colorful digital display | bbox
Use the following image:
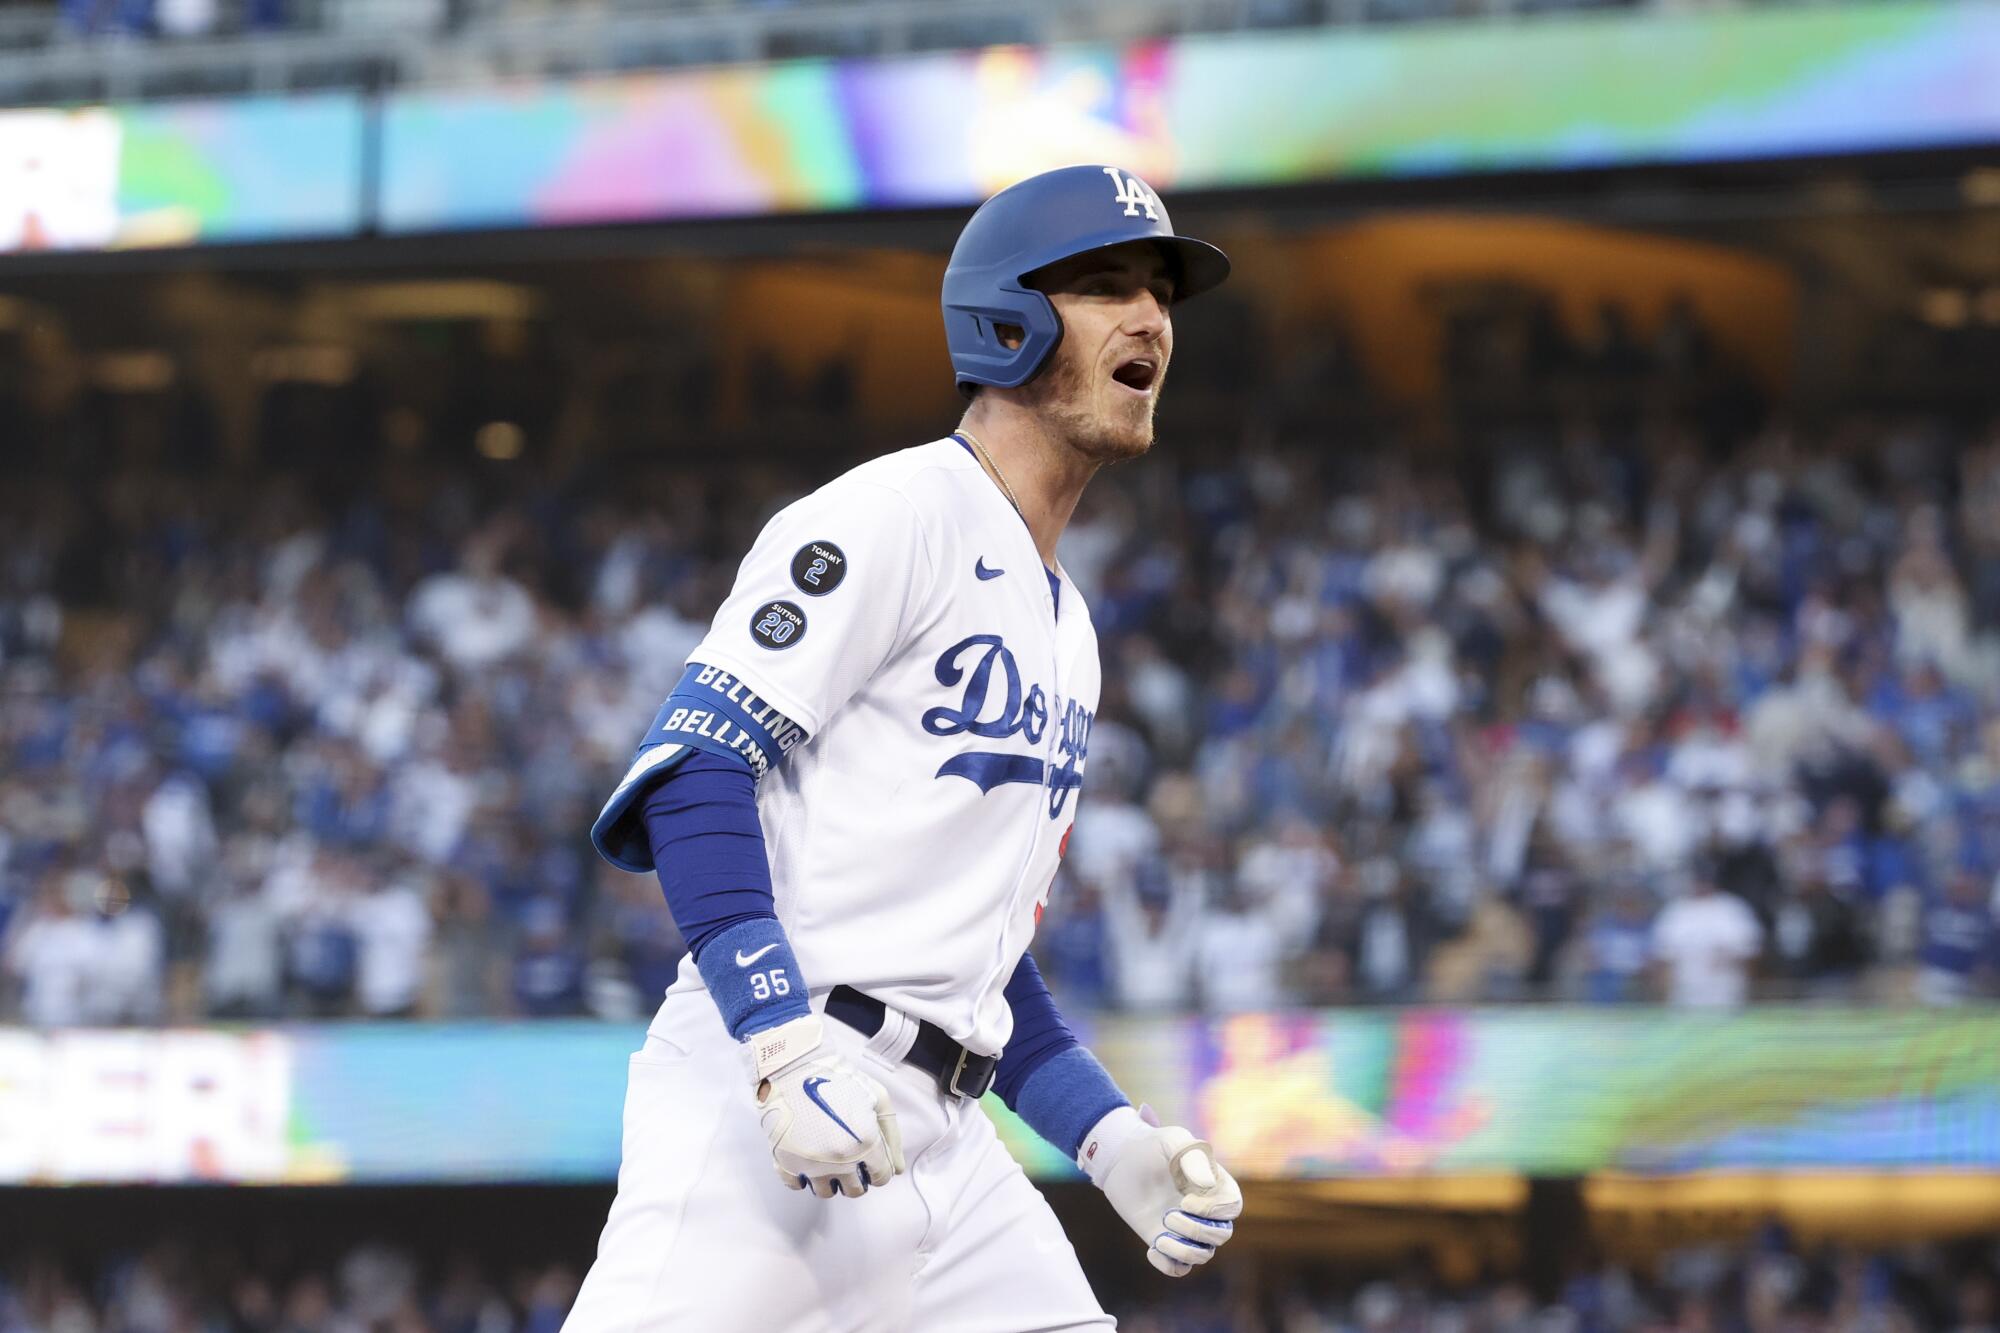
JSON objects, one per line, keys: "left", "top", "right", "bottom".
{"left": 0, "top": 94, "right": 365, "bottom": 253}
{"left": 5, "top": 2, "right": 1993, "bottom": 253}
{"left": 3, "top": 1009, "right": 1995, "bottom": 1184}
{"left": 377, "top": 1, "right": 2000, "bottom": 233}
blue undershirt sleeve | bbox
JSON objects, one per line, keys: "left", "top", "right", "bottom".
{"left": 991, "top": 952, "right": 1130, "bottom": 1158}
{"left": 640, "top": 750, "right": 808, "bottom": 1038}
{"left": 640, "top": 751, "right": 777, "bottom": 956}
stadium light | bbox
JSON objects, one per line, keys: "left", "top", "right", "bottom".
{"left": 476, "top": 420, "right": 525, "bottom": 460}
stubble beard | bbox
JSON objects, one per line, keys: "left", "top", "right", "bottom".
{"left": 1023, "top": 343, "right": 1160, "bottom": 466}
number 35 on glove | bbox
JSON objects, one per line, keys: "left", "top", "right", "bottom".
{"left": 1081, "top": 1105, "right": 1242, "bottom": 1276}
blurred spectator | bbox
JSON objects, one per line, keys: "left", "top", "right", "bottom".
{"left": 1347, "top": 858, "right": 1435, "bottom": 1004}
{"left": 1196, "top": 863, "right": 1289, "bottom": 1013}
{"left": 1037, "top": 881, "right": 1110, "bottom": 1009}
{"left": 5, "top": 877, "right": 99, "bottom": 1027}
{"left": 60, "top": 0, "right": 153, "bottom": 37}
{"left": 156, "top": 0, "right": 217, "bottom": 37}
{"left": 1101, "top": 861, "right": 1200, "bottom": 1012}
{"left": 511, "top": 900, "right": 585, "bottom": 1017}
{"left": 349, "top": 866, "right": 433, "bottom": 1019}
{"left": 594, "top": 866, "right": 685, "bottom": 1013}
{"left": 1651, "top": 871, "right": 1763, "bottom": 1009}
{"left": 429, "top": 869, "right": 503, "bottom": 1018}
{"left": 4, "top": 870, "right": 163, "bottom": 1026}
{"left": 406, "top": 537, "right": 537, "bottom": 671}
{"left": 1427, "top": 893, "right": 1531, "bottom": 1002}
{"left": 204, "top": 875, "right": 283, "bottom": 1018}
{"left": 1577, "top": 882, "right": 1655, "bottom": 1004}
{"left": 1772, "top": 863, "right": 1871, "bottom": 1000}
{"left": 1914, "top": 870, "right": 1997, "bottom": 1005}
{"left": 1512, "top": 823, "right": 1584, "bottom": 993}
{"left": 287, "top": 883, "right": 359, "bottom": 1019}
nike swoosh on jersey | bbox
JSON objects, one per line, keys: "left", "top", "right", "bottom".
{"left": 802, "top": 1076, "right": 863, "bottom": 1141}
{"left": 975, "top": 558, "right": 1004, "bottom": 580}
{"left": 736, "top": 943, "right": 780, "bottom": 967}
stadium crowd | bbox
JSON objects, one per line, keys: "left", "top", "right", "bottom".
{"left": 1113, "top": 1230, "right": 2000, "bottom": 1331}
{"left": 2, "top": 326, "right": 1999, "bottom": 1024}
{"left": 6, "top": 1226, "right": 1998, "bottom": 1332}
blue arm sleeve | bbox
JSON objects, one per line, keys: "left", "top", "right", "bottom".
{"left": 640, "top": 751, "right": 777, "bottom": 957}
{"left": 991, "top": 952, "right": 1130, "bottom": 1158}
{"left": 639, "top": 750, "right": 808, "bottom": 1038}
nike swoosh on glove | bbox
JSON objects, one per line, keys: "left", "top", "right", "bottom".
{"left": 747, "top": 1014, "right": 905, "bottom": 1199}
{"left": 1081, "top": 1104, "right": 1242, "bottom": 1276}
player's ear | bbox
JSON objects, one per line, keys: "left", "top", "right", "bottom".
{"left": 995, "top": 323, "right": 1024, "bottom": 351}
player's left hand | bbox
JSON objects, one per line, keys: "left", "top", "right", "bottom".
{"left": 1079, "top": 1104, "right": 1241, "bottom": 1277}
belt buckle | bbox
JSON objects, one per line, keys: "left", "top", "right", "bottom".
{"left": 946, "top": 1046, "right": 993, "bottom": 1100}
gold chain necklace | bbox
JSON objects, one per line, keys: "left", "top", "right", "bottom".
{"left": 958, "top": 428, "right": 1026, "bottom": 520}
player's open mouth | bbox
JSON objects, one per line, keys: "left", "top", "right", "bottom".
{"left": 1111, "top": 357, "right": 1158, "bottom": 395}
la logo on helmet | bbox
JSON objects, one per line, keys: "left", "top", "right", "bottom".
{"left": 1102, "top": 166, "right": 1161, "bottom": 221}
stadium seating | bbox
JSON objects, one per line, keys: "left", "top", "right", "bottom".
{"left": 4, "top": 314, "right": 1995, "bottom": 1024}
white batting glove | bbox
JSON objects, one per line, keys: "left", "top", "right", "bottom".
{"left": 746, "top": 1014, "right": 905, "bottom": 1199}
{"left": 1081, "top": 1104, "right": 1242, "bottom": 1276}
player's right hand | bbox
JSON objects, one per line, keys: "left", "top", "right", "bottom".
{"left": 745, "top": 1014, "right": 905, "bottom": 1199}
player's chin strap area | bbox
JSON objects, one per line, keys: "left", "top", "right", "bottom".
{"left": 824, "top": 985, "right": 999, "bottom": 1100}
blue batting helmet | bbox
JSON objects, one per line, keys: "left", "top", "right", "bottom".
{"left": 942, "top": 164, "right": 1230, "bottom": 394}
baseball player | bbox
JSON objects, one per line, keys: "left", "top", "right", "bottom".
{"left": 565, "top": 164, "right": 1242, "bottom": 1332}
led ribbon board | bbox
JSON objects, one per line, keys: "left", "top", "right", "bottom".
{"left": 4, "top": 1010, "right": 1994, "bottom": 1183}
{"left": 0, "top": 94, "right": 364, "bottom": 253}
{"left": 377, "top": 1, "right": 2000, "bottom": 233}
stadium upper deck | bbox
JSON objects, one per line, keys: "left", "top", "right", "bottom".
{"left": 0, "top": 0, "right": 1881, "bottom": 108}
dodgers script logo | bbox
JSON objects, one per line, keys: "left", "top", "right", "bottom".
{"left": 922, "top": 634, "right": 1091, "bottom": 819}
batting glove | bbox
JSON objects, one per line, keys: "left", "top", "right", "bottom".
{"left": 1081, "top": 1104, "right": 1241, "bottom": 1276}
{"left": 746, "top": 1014, "right": 905, "bottom": 1199}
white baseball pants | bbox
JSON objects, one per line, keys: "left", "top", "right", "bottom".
{"left": 563, "top": 988, "right": 1114, "bottom": 1333}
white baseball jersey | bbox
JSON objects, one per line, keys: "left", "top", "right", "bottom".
{"left": 612, "top": 436, "right": 1100, "bottom": 1056}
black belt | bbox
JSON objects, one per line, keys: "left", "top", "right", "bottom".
{"left": 824, "top": 985, "right": 998, "bottom": 1101}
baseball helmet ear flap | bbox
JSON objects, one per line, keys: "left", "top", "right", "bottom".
{"left": 941, "top": 276, "right": 1062, "bottom": 395}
